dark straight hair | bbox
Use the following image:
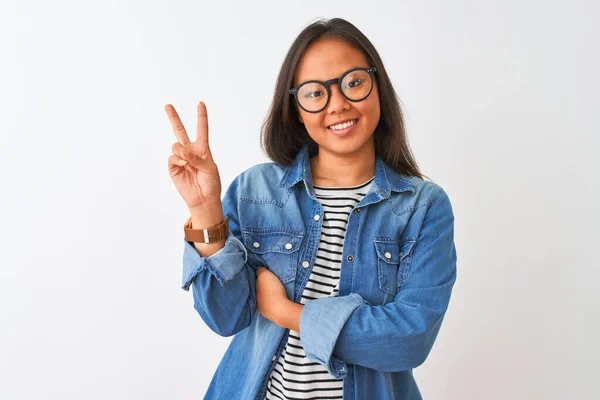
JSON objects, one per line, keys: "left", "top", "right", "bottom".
{"left": 260, "top": 17, "right": 428, "bottom": 181}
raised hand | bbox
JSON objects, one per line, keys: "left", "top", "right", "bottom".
{"left": 166, "top": 102, "right": 222, "bottom": 211}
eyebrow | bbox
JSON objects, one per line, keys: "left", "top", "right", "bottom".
{"left": 295, "top": 65, "right": 370, "bottom": 85}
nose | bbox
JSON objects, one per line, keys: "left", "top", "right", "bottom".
{"left": 326, "top": 83, "right": 350, "bottom": 114}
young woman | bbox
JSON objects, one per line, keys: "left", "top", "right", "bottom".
{"left": 166, "top": 18, "right": 457, "bottom": 400}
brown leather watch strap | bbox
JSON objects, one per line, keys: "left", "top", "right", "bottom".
{"left": 184, "top": 216, "right": 229, "bottom": 244}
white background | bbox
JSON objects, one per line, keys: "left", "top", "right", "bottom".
{"left": 1, "top": 0, "right": 598, "bottom": 399}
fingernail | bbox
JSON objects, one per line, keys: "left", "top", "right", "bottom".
{"left": 178, "top": 160, "right": 187, "bottom": 166}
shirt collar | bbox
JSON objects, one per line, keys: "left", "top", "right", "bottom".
{"left": 278, "top": 144, "right": 414, "bottom": 199}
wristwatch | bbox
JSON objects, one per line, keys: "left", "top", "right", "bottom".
{"left": 184, "top": 216, "right": 229, "bottom": 244}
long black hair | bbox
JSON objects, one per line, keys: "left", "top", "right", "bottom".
{"left": 260, "top": 17, "right": 427, "bottom": 180}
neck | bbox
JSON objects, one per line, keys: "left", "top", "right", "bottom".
{"left": 310, "top": 144, "right": 376, "bottom": 187}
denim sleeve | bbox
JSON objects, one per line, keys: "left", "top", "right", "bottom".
{"left": 181, "top": 232, "right": 248, "bottom": 289}
{"left": 180, "top": 175, "right": 259, "bottom": 337}
{"left": 300, "top": 188, "right": 457, "bottom": 374}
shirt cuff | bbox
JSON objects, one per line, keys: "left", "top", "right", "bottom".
{"left": 181, "top": 231, "right": 248, "bottom": 290}
{"left": 299, "top": 293, "right": 368, "bottom": 379}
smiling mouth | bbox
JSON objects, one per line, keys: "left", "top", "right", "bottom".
{"left": 327, "top": 119, "right": 359, "bottom": 131}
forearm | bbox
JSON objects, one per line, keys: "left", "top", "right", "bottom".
{"left": 276, "top": 300, "right": 303, "bottom": 332}
{"left": 300, "top": 281, "right": 454, "bottom": 373}
{"left": 181, "top": 222, "right": 256, "bottom": 337}
{"left": 190, "top": 262, "right": 256, "bottom": 337}
{"left": 330, "top": 297, "right": 446, "bottom": 371}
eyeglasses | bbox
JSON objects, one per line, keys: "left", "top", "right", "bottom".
{"left": 289, "top": 67, "right": 377, "bottom": 113}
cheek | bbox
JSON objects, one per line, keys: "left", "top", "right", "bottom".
{"left": 363, "top": 91, "right": 381, "bottom": 123}
{"left": 303, "top": 114, "right": 327, "bottom": 131}
{"left": 355, "top": 101, "right": 379, "bottom": 126}
{"left": 372, "top": 102, "right": 381, "bottom": 121}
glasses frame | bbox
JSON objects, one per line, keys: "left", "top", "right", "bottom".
{"left": 289, "top": 67, "right": 377, "bottom": 113}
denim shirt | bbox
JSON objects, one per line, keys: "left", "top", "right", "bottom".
{"left": 181, "top": 144, "right": 457, "bottom": 400}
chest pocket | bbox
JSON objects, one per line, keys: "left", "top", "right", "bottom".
{"left": 242, "top": 229, "right": 303, "bottom": 283}
{"left": 374, "top": 238, "right": 417, "bottom": 296}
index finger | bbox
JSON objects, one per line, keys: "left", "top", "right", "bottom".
{"left": 164, "top": 104, "right": 191, "bottom": 145}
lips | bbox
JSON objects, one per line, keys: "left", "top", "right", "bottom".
{"left": 327, "top": 118, "right": 358, "bottom": 137}
{"left": 327, "top": 118, "right": 359, "bottom": 129}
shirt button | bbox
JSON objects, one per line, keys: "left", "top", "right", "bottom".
{"left": 302, "top": 261, "right": 310, "bottom": 268}
{"left": 272, "top": 355, "right": 277, "bottom": 361}
{"left": 314, "top": 214, "right": 320, "bottom": 221}
{"left": 253, "top": 242, "right": 260, "bottom": 248}
{"left": 400, "top": 251, "right": 404, "bottom": 257}
{"left": 355, "top": 208, "right": 361, "bottom": 213}
{"left": 285, "top": 243, "right": 292, "bottom": 250}
{"left": 347, "top": 255, "right": 354, "bottom": 262}
{"left": 384, "top": 252, "right": 392, "bottom": 259}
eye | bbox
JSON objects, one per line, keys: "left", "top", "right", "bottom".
{"left": 303, "top": 90, "right": 325, "bottom": 99}
{"left": 345, "top": 78, "right": 364, "bottom": 89}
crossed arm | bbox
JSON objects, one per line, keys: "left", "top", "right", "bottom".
{"left": 256, "top": 189, "right": 457, "bottom": 377}
{"left": 184, "top": 178, "right": 456, "bottom": 377}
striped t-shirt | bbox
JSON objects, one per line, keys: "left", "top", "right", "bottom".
{"left": 264, "top": 176, "right": 374, "bottom": 400}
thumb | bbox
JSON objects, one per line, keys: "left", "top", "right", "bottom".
{"left": 181, "top": 147, "right": 213, "bottom": 171}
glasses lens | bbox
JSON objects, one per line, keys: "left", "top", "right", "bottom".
{"left": 297, "top": 82, "right": 328, "bottom": 112}
{"left": 341, "top": 69, "right": 373, "bottom": 101}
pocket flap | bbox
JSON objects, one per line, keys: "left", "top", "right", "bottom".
{"left": 374, "top": 239, "right": 416, "bottom": 264}
{"left": 242, "top": 229, "right": 303, "bottom": 255}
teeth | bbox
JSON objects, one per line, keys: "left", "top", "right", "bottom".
{"left": 329, "top": 119, "right": 357, "bottom": 130}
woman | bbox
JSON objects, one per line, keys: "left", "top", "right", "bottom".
{"left": 166, "top": 18, "right": 457, "bottom": 400}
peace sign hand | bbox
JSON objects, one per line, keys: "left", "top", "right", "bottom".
{"left": 166, "top": 102, "right": 222, "bottom": 212}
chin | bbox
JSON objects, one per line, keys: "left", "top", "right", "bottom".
{"left": 320, "top": 136, "right": 374, "bottom": 156}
